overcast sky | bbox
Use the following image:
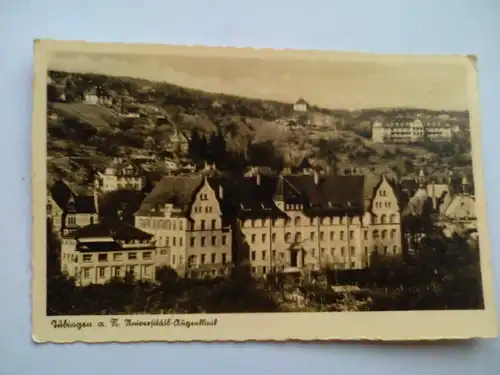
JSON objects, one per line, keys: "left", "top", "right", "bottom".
{"left": 49, "top": 51, "right": 469, "bottom": 111}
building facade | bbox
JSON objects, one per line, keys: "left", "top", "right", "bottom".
{"left": 134, "top": 175, "right": 232, "bottom": 278}
{"left": 60, "top": 220, "right": 156, "bottom": 286}
{"left": 233, "top": 172, "right": 403, "bottom": 277}
{"left": 293, "top": 98, "right": 309, "bottom": 113}
{"left": 372, "top": 118, "right": 457, "bottom": 144}
{"left": 95, "top": 163, "right": 144, "bottom": 192}
{"left": 48, "top": 180, "right": 99, "bottom": 236}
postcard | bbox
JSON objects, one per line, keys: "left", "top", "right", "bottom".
{"left": 32, "top": 40, "right": 497, "bottom": 342}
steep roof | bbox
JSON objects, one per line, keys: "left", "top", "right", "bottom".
{"left": 50, "top": 180, "right": 97, "bottom": 214}
{"left": 295, "top": 98, "right": 309, "bottom": 105}
{"left": 69, "top": 220, "right": 153, "bottom": 242}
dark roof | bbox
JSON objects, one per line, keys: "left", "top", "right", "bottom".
{"left": 68, "top": 220, "right": 153, "bottom": 242}
{"left": 50, "top": 180, "right": 97, "bottom": 214}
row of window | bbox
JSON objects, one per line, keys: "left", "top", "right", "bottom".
{"left": 138, "top": 218, "right": 184, "bottom": 231}
{"left": 193, "top": 206, "right": 214, "bottom": 214}
{"left": 77, "top": 251, "right": 153, "bottom": 263}
{"left": 246, "top": 228, "right": 398, "bottom": 245}
{"left": 79, "top": 264, "right": 153, "bottom": 279}
{"left": 188, "top": 235, "right": 228, "bottom": 248}
{"left": 178, "top": 253, "right": 228, "bottom": 266}
{"left": 243, "top": 214, "right": 399, "bottom": 228}
{"left": 249, "top": 245, "right": 400, "bottom": 262}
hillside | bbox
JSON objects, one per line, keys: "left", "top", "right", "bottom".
{"left": 46, "top": 70, "right": 473, "bottom": 191}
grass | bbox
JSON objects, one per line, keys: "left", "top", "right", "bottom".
{"left": 52, "top": 102, "right": 121, "bottom": 129}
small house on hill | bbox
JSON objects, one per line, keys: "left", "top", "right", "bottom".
{"left": 83, "top": 86, "right": 113, "bottom": 106}
{"left": 293, "top": 98, "right": 309, "bottom": 113}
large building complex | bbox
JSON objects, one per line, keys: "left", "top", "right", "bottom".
{"left": 372, "top": 118, "right": 460, "bottom": 143}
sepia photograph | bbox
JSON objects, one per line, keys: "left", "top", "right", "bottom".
{"left": 32, "top": 41, "right": 497, "bottom": 343}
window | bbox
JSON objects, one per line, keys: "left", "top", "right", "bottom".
{"left": 272, "top": 250, "right": 276, "bottom": 259}
{"left": 251, "top": 234, "right": 256, "bottom": 244}
{"left": 320, "top": 231, "right": 324, "bottom": 241}
{"left": 222, "top": 235, "right": 227, "bottom": 246}
{"left": 67, "top": 216, "right": 76, "bottom": 225}
{"left": 98, "top": 254, "right": 107, "bottom": 262}
{"left": 262, "top": 234, "right": 267, "bottom": 243}
{"left": 166, "top": 237, "right": 170, "bottom": 246}
{"left": 349, "top": 231, "right": 354, "bottom": 240}
{"left": 201, "top": 254, "right": 206, "bottom": 264}
{"left": 350, "top": 246, "right": 355, "bottom": 256}
{"left": 393, "top": 245, "right": 398, "bottom": 253}
{"left": 201, "top": 220, "right": 206, "bottom": 230}
{"left": 380, "top": 214, "right": 387, "bottom": 224}
{"left": 340, "top": 231, "right": 344, "bottom": 241}
{"left": 285, "top": 232, "right": 292, "bottom": 242}
{"left": 143, "top": 251, "right": 152, "bottom": 260}
{"left": 179, "top": 255, "right": 183, "bottom": 265}
{"left": 364, "top": 246, "right": 368, "bottom": 258}
{"left": 295, "top": 232, "right": 302, "bottom": 242}
{"left": 211, "top": 219, "right": 216, "bottom": 229}
{"left": 172, "top": 255, "right": 176, "bottom": 265}
{"left": 331, "top": 248, "right": 335, "bottom": 257}
{"left": 381, "top": 230, "right": 387, "bottom": 239}
{"left": 206, "top": 206, "right": 212, "bottom": 213}
{"left": 83, "top": 254, "right": 92, "bottom": 262}
{"left": 160, "top": 249, "right": 167, "bottom": 255}
{"left": 190, "top": 238, "right": 195, "bottom": 247}
{"left": 251, "top": 251, "right": 256, "bottom": 261}
{"left": 263, "top": 266, "right": 267, "bottom": 274}
{"left": 173, "top": 237, "right": 176, "bottom": 246}
{"left": 373, "top": 230, "right": 379, "bottom": 239}
{"left": 364, "top": 230, "right": 368, "bottom": 240}
{"left": 90, "top": 216, "right": 94, "bottom": 224}
{"left": 390, "top": 229, "right": 397, "bottom": 239}
{"left": 390, "top": 214, "right": 397, "bottom": 223}
{"left": 179, "top": 237, "right": 183, "bottom": 247}
{"left": 180, "top": 221, "right": 183, "bottom": 230}
{"left": 310, "top": 232, "right": 315, "bottom": 241}
{"left": 383, "top": 246, "right": 388, "bottom": 255}
{"left": 201, "top": 237, "right": 206, "bottom": 247}
{"left": 172, "top": 221, "right": 176, "bottom": 230}
{"left": 321, "top": 248, "right": 325, "bottom": 256}
{"left": 271, "top": 233, "right": 276, "bottom": 243}
{"left": 113, "top": 252, "right": 123, "bottom": 261}
{"left": 309, "top": 218, "right": 314, "bottom": 226}
{"left": 128, "top": 252, "right": 137, "bottom": 260}
{"left": 285, "top": 218, "right": 291, "bottom": 226}
{"left": 222, "top": 253, "right": 227, "bottom": 264}
{"left": 83, "top": 268, "right": 90, "bottom": 278}
{"left": 311, "top": 249, "right": 316, "bottom": 257}
{"left": 251, "top": 267, "right": 256, "bottom": 274}
{"left": 188, "top": 255, "right": 196, "bottom": 267}
{"left": 211, "top": 253, "right": 216, "bottom": 263}
{"left": 330, "top": 231, "right": 335, "bottom": 241}
{"left": 113, "top": 267, "right": 121, "bottom": 277}
{"left": 294, "top": 217, "right": 301, "bottom": 226}
{"left": 99, "top": 267, "right": 106, "bottom": 278}
{"left": 341, "top": 247, "right": 345, "bottom": 256}
{"left": 262, "top": 251, "right": 267, "bottom": 260}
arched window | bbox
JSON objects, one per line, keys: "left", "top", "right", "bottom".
{"left": 381, "top": 230, "right": 387, "bottom": 239}
{"left": 340, "top": 231, "right": 345, "bottom": 240}
{"left": 285, "top": 232, "right": 292, "bottom": 242}
{"left": 380, "top": 214, "right": 387, "bottom": 224}
{"left": 393, "top": 245, "right": 398, "bottom": 254}
{"left": 373, "top": 230, "right": 379, "bottom": 239}
{"left": 294, "top": 232, "right": 302, "bottom": 242}
{"left": 390, "top": 229, "right": 397, "bottom": 239}
{"left": 390, "top": 214, "right": 397, "bottom": 223}
{"left": 285, "top": 218, "right": 292, "bottom": 226}
{"left": 294, "top": 217, "right": 301, "bottom": 226}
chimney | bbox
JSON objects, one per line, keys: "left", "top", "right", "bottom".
{"left": 256, "top": 171, "right": 261, "bottom": 186}
{"left": 219, "top": 184, "right": 224, "bottom": 199}
{"left": 313, "top": 170, "right": 320, "bottom": 185}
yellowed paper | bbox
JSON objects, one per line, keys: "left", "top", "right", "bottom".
{"left": 33, "top": 40, "right": 497, "bottom": 343}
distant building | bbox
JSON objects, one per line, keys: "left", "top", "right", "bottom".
{"left": 440, "top": 176, "right": 477, "bottom": 237}
{"left": 83, "top": 86, "right": 113, "bottom": 106}
{"left": 372, "top": 117, "right": 457, "bottom": 143}
{"left": 48, "top": 180, "right": 99, "bottom": 236}
{"left": 95, "top": 162, "right": 144, "bottom": 193}
{"left": 60, "top": 220, "right": 156, "bottom": 286}
{"left": 165, "top": 129, "right": 190, "bottom": 154}
{"left": 134, "top": 176, "right": 232, "bottom": 278}
{"left": 293, "top": 98, "right": 309, "bottom": 113}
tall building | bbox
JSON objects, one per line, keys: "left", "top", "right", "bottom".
{"left": 134, "top": 175, "right": 232, "bottom": 278}
{"left": 233, "top": 171, "right": 403, "bottom": 277}
{"left": 95, "top": 162, "right": 145, "bottom": 192}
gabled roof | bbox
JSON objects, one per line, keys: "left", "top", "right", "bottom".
{"left": 295, "top": 98, "right": 309, "bottom": 105}
{"left": 69, "top": 220, "right": 153, "bottom": 242}
{"left": 50, "top": 180, "right": 97, "bottom": 214}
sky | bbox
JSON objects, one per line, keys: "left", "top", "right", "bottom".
{"left": 49, "top": 51, "right": 469, "bottom": 111}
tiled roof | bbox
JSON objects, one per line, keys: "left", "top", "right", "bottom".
{"left": 69, "top": 220, "right": 153, "bottom": 242}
